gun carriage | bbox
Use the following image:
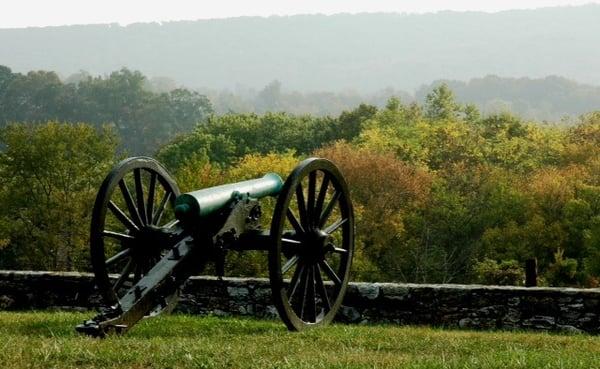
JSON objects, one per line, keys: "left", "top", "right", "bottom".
{"left": 76, "top": 156, "right": 354, "bottom": 336}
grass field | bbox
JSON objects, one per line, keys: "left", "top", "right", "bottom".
{"left": 1, "top": 312, "right": 599, "bottom": 369}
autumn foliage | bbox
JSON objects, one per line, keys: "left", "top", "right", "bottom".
{"left": 1, "top": 84, "right": 599, "bottom": 287}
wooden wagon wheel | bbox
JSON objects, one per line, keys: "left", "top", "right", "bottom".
{"left": 90, "top": 156, "right": 181, "bottom": 308}
{"left": 269, "top": 158, "right": 354, "bottom": 331}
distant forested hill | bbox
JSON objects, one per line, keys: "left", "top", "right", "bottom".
{"left": 199, "top": 75, "right": 600, "bottom": 121}
{"left": 416, "top": 76, "right": 600, "bottom": 121}
{"left": 1, "top": 5, "right": 599, "bottom": 93}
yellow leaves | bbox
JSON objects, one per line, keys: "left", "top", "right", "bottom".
{"left": 174, "top": 151, "right": 300, "bottom": 194}
{"left": 175, "top": 157, "right": 222, "bottom": 193}
{"left": 315, "top": 141, "right": 433, "bottom": 207}
{"left": 0, "top": 238, "right": 9, "bottom": 250}
{"left": 355, "top": 127, "right": 395, "bottom": 153}
{"left": 313, "top": 142, "right": 434, "bottom": 277}
{"left": 225, "top": 151, "right": 299, "bottom": 181}
{"left": 563, "top": 117, "right": 600, "bottom": 166}
{"left": 525, "top": 166, "right": 590, "bottom": 219}
{"left": 570, "top": 112, "right": 600, "bottom": 144}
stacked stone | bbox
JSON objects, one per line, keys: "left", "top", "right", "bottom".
{"left": 340, "top": 282, "right": 600, "bottom": 334}
{"left": 0, "top": 270, "right": 99, "bottom": 311}
{"left": 177, "top": 276, "right": 277, "bottom": 319}
{"left": 1, "top": 271, "right": 599, "bottom": 334}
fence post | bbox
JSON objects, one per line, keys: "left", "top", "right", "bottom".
{"left": 525, "top": 258, "right": 538, "bottom": 287}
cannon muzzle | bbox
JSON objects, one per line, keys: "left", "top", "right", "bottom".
{"left": 174, "top": 173, "right": 283, "bottom": 221}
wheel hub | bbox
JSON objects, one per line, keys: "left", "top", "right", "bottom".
{"left": 130, "top": 226, "right": 171, "bottom": 262}
{"left": 301, "top": 229, "right": 329, "bottom": 262}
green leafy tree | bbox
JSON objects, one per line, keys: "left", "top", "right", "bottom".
{"left": 0, "top": 65, "right": 14, "bottom": 95}
{"left": 546, "top": 249, "right": 580, "bottom": 286}
{"left": 425, "top": 83, "right": 460, "bottom": 121}
{"left": 474, "top": 259, "right": 524, "bottom": 286}
{"left": 0, "top": 66, "right": 212, "bottom": 155}
{"left": 0, "top": 70, "right": 65, "bottom": 123}
{"left": 334, "top": 103, "right": 378, "bottom": 141}
{"left": 158, "top": 112, "right": 342, "bottom": 169}
{"left": 0, "top": 122, "right": 117, "bottom": 270}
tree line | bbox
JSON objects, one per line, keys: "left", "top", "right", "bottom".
{"left": 416, "top": 75, "right": 600, "bottom": 122}
{"left": 0, "top": 65, "right": 212, "bottom": 155}
{"left": 203, "top": 76, "right": 600, "bottom": 122}
{"left": 0, "top": 69, "right": 598, "bottom": 287}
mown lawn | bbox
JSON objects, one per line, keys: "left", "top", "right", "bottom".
{"left": 0, "top": 312, "right": 599, "bottom": 369}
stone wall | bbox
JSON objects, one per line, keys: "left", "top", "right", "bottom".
{"left": 1, "top": 270, "right": 599, "bottom": 334}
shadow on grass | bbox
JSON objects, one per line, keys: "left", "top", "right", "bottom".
{"left": 0, "top": 312, "right": 284, "bottom": 339}
{"left": 3, "top": 311, "right": 582, "bottom": 344}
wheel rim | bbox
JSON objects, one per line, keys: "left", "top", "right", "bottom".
{"left": 269, "top": 158, "right": 354, "bottom": 330}
{"left": 90, "top": 156, "right": 181, "bottom": 305}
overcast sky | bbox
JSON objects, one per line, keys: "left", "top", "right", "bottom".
{"left": 1, "top": 0, "right": 598, "bottom": 28}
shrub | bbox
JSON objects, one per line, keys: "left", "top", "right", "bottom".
{"left": 473, "top": 259, "right": 524, "bottom": 286}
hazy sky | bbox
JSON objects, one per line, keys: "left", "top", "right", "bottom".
{"left": 1, "top": 0, "right": 599, "bottom": 28}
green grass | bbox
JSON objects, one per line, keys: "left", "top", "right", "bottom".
{"left": 1, "top": 312, "right": 599, "bottom": 368}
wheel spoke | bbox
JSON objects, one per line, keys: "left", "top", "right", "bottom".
{"left": 295, "top": 183, "right": 309, "bottom": 230}
{"left": 282, "top": 255, "right": 299, "bottom": 274}
{"left": 134, "top": 169, "right": 147, "bottom": 225}
{"left": 307, "top": 171, "right": 316, "bottom": 227}
{"left": 319, "top": 260, "right": 342, "bottom": 286}
{"left": 163, "top": 219, "right": 179, "bottom": 228}
{"left": 319, "top": 190, "right": 341, "bottom": 228}
{"left": 146, "top": 172, "right": 157, "bottom": 224}
{"left": 105, "top": 248, "right": 132, "bottom": 266}
{"left": 93, "top": 158, "right": 182, "bottom": 306}
{"left": 299, "top": 265, "right": 311, "bottom": 320}
{"left": 315, "top": 264, "right": 330, "bottom": 311}
{"left": 324, "top": 218, "right": 348, "bottom": 235}
{"left": 305, "top": 265, "right": 317, "bottom": 322}
{"left": 314, "top": 174, "right": 330, "bottom": 224}
{"left": 134, "top": 262, "right": 143, "bottom": 282}
{"left": 286, "top": 209, "right": 304, "bottom": 235}
{"left": 281, "top": 238, "right": 301, "bottom": 245}
{"left": 119, "top": 179, "right": 143, "bottom": 227}
{"left": 287, "top": 261, "right": 304, "bottom": 298}
{"left": 282, "top": 237, "right": 301, "bottom": 255}
{"left": 108, "top": 201, "right": 139, "bottom": 232}
{"left": 102, "top": 230, "right": 135, "bottom": 242}
{"left": 331, "top": 245, "right": 349, "bottom": 255}
{"left": 152, "top": 191, "right": 172, "bottom": 225}
{"left": 113, "top": 259, "right": 134, "bottom": 291}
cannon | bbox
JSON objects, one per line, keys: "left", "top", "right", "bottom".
{"left": 76, "top": 156, "right": 354, "bottom": 336}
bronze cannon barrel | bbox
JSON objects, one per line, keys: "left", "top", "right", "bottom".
{"left": 174, "top": 173, "right": 283, "bottom": 221}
